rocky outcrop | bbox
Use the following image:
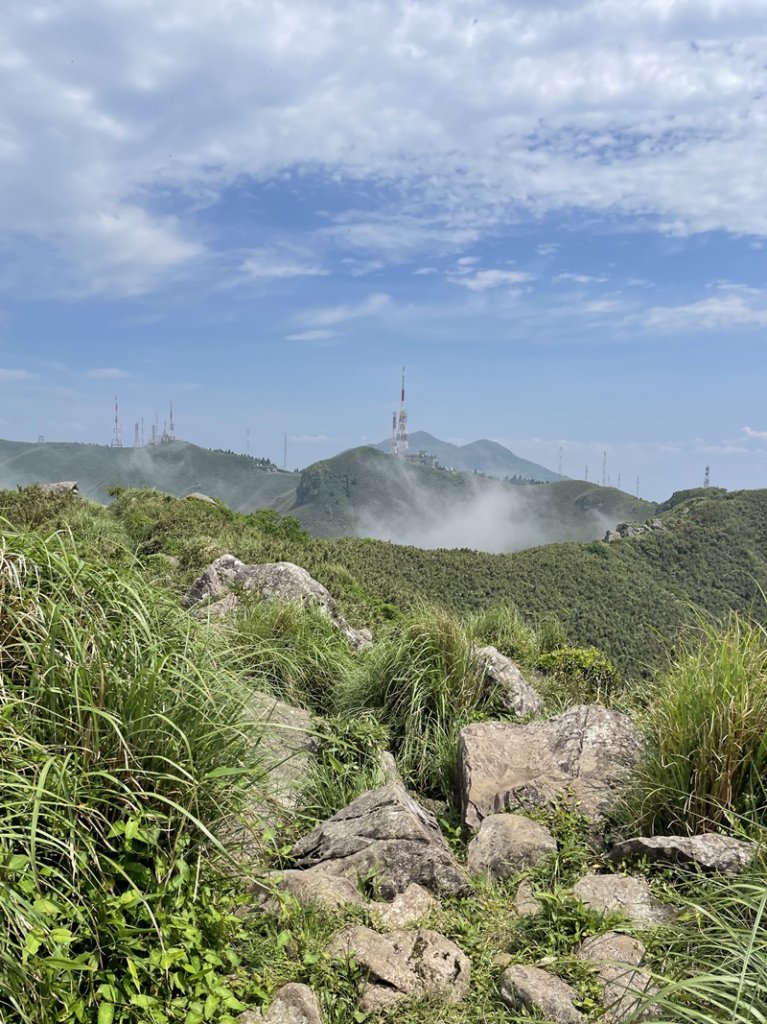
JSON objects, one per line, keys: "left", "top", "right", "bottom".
{"left": 472, "top": 646, "right": 543, "bottom": 717}
{"left": 611, "top": 833, "right": 758, "bottom": 875}
{"left": 40, "top": 481, "right": 79, "bottom": 494}
{"left": 499, "top": 965, "right": 583, "bottom": 1023}
{"left": 290, "top": 785, "right": 470, "bottom": 899}
{"left": 466, "top": 814, "right": 556, "bottom": 880}
{"left": 328, "top": 925, "right": 470, "bottom": 1013}
{"left": 458, "top": 705, "right": 642, "bottom": 828}
{"left": 371, "top": 883, "right": 438, "bottom": 930}
{"left": 572, "top": 873, "right": 675, "bottom": 926}
{"left": 183, "top": 555, "right": 371, "bottom": 647}
{"left": 604, "top": 519, "right": 666, "bottom": 543}
{"left": 576, "top": 932, "right": 654, "bottom": 1024}
{"left": 185, "top": 491, "right": 219, "bottom": 504}
{"left": 239, "top": 983, "right": 322, "bottom": 1024}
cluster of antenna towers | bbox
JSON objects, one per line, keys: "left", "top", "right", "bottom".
{"left": 110, "top": 397, "right": 176, "bottom": 448}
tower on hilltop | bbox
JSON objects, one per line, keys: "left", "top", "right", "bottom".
{"left": 391, "top": 366, "right": 409, "bottom": 457}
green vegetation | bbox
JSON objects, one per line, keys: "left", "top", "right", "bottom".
{"left": 1, "top": 482, "right": 767, "bottom": 1022}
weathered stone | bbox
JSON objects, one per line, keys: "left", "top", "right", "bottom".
{"left": 572, "top": 874, "right": 675, "bottom": 926}
{"left": 192, "top": 592, "right": 242, "bottom": 619}
{"left": 611, "top": 833, "right": 758, "bottom": 876}
{"left": 238, "top": 982, "right": 323, "bottom": 1024}
{"left": 499, "top": 965, "right": 583, "bottom": 1024}
{"left": 473, "top": 646, "right": 543, "bottom": 717}
{"left": 40, "top": 481, "right": 79, "bottom": 494}
{"left": 466, "top": 814, "right": 556, "bottom": 880}
{"left": 270, "top": 869, "right": 367, "bottom": 913}
{"left": 328, "top": 925, "right": 470, "bottom": 1012}
{"left": 576, "top": 932, "right": 653, "bottom": 1023}
{"left": 458, "top": 705, "right": 642, "bottom": 828}
{"left": 371, "top": 883, "right": 438, "bottom": 929}
{"left": 514, "top": 879, "right": 541, "bottom": 917}
{"left": 183, "top": 555, "right": 371, "bottom": 647}
{"left": 186, "top": 491, "right": 219, "bottom": 504}
{"left": 290, "top": 785, "right": 469, "bottom": 899}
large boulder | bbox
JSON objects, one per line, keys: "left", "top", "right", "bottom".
{"left": 290, "top": 785, "right": 470, "bottom": 899}
{"left": 473, "top": 646, "right": 543, "bottom": 717}
{"left": 572, "top": 873, "right": 675, "bottom": 926}
{"left": 499, "top": 965, "right": 583, "bottom": 1023}
{"left": 466, "top": 813, "right": 556, "bottom": 880}
{"left": 328, "top": 925, "right": 470, "bottom": 1013}
{"left": 611, "top": 833, "right": 758, "bottom": 876}
{"left": 458, "top": 705, "right": 642, "bottom": 828}
{"left": 576, "top": 932, "right": 654, "bottom": 1024}
{"left": 40, "top": 481, "right": 79, "bottom": 494}
{"left": 183, "top": 555, "right": 371, "bottom": 648}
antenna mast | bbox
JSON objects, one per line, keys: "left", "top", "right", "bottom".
{"left": 111, "top": 396, "right": 123, "bottom": 448}
{"left": 168, "top": 401, "right": 176, "bottom": 441}
{"left": 601, "top": 450, "right": 607, "bottom": 487}
{"left": 703, "top": 464, "right": 711, "bottom": 488}
{"left": 133, "top": 422, "right": 140, "bottom": 448}
{"left": 391, "top": 411, "right": 398, "bottom": 456}
{"left": 395, "top": 366, "right": 409, "bottom": 457}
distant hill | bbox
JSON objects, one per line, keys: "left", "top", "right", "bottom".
{"left": 0, "top": 437, "right": 653, "bottom": 553}
{"left": 372, "top": 431, "right": 564, "bottom": 482}
{"left": 289, "top": 445, "right": 654, "bottom": 550}
{"left": 0, "top": 439, "right": 297, "bottom": 511}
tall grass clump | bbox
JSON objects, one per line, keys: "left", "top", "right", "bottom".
{"left": 626, "top": 614, "right": 767, "bottom": 835}
{"left": 465, "top": 602, "right": 541, "bottom": 665}
{"left": 644, "top": 872, "right": 767, "bottom": 1024}
{"left": 229, "top": 600, "right": 356, "bottom": 715}
{"left": 338, "top": 605, "right": 486, "bottom": 797}
{"left": 0, "top": 527, "right": 263, "bottom": 1023}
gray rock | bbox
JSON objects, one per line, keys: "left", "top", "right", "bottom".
{"left": 40, "top": 481, "right": 79, "bottom": 494}
{"left": 371, "top": 883, "right": 438, "bottom": 929}
{"left": 458, "top": 705, "right": 642, "bottom": 828}
{"left": 611, "top": 833, "right": 758, "bottom": 875}
{"left": 473, "top": 646, "right": 543, "bottom": 717}
{"left": 514, "top": 879, "right": 541, "bottom": 917}
{"left": 572, "top": 874, "right": 675, "bottom": 926}
{"left": 185, "top": 491, "right": 219, "bottom": 504}
{"left": 499, "top": 965, "right": 583, "bottom": 1023}
{"left": 191, "top": 592, "right": 242, "bottom": 619}
{"left": 576, "top": 932, "right": 654, "bottom": 1024}
{"left": 267, "top": 868, "right": 367, "bottom": 913}
{"left": 238, "top": 982, "right": 323, "bottom": 1024}
{"left": 328, "top": 925, "right": 470, "bottom": 1012}
{"left": 290, "top": 785, "right": 470, "bottom": 899}
{"left": 466, "top": 814, "right": 556, "bottom": 880}
{"left": 183, "top": 555, "right": 371, "bottom": 647}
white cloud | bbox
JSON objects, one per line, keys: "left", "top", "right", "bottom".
{"left": 452, "top": 269, "right": 534, "bottom": 291}
{"left": 285, "top": 329, "right": 336, "bottom": 341}
{"left": 240, "top": 252, "right": 328, "bottom": 280}
{"left": 85, "top": 367, "right": 131, "bottom": 379}
{"left": 0, "top": 368, "right": 32, "bottom": 381}
{"left": 414, "top": 267, "right": 438, "bottom": 275}
{"left": 743, "top": 426, "right": 767, "bottom": 440}
{"left": 555, "top": 272, "right": 608, "bottom": 284}
{"left": 289, "top": 433, "right": 330, "bottom": 443}
{"left": 302, "top": 292, "right": 391, "bottom": 327}
{"left": 646, "top": 290, "right": 767, "bottom": 330}
{"left": 536, "top": 243, "right": 561, "bottom": 257}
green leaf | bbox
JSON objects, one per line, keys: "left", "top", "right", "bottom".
{"left": 98, "top": 1002, "right": 115, "bottom": 1024}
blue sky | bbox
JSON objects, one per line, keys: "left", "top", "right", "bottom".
{"left": 1, "top": 0, "right": 767, "bottom": 499}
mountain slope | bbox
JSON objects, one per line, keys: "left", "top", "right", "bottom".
{"left": 289, "top": 445, "right": 654, "bottom": 549}
{"left": 373, "top": 430, "right": 564, "bottom": 481}
{"left": 0, "top": 439, "right": 296, "bottom": 510}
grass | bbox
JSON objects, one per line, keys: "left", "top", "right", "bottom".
{"left": 624, "top": 614, "right": 767, "bottom": 835}
{"left": 0, "top": 527, "right": 265, "bottom": 1023}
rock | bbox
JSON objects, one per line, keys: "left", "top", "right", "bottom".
{"left": 238, "top": 982, "right": 323, "bottom": 1024}
{"left": 514, "top": 879, "right": 541, "bottom": 917}
{"left": 183, "top": 555, "right": 371, "bottom": 647}
{"left": 40, "top": 481, "right": 79, "bottom": 494}
{"left": 572, "top": 874, "right": 675, "bottom": 926}
{"left": 576, "top": 932, "right": 653, "bottom": 1024}
{"left": 473, "top": 646, "right": 543, "bottom": 717}
{"left": 375, "top": 750, "right": 403, "bottom": 788}
{"left": 466, "top": 814, "right": 556, "bottom": 880}
{"left": 499, "top": 965, "right": 583, "bottom": 1023}
{"left": 191, "top": 592, "right": 242, "bottom": 619}
{"left": 611, "top": 833, "right": 758, "bottom": 876}
{"left": 290, "top": 785, "right": 470, "bottom": 899}
{"left": 328, "top": 925, "right": 470, "bottom": 1012}
{"left": 186, "top": 491, "right": 219, "bottom": 504}
{"left": 458, "top": 705, "right": 642, "bottom": 828}
{"left": 267, "top": 868, "right": 367, "bottom": 913}
{"left": 371, "top": 883, "right": 438, "bottom": 929}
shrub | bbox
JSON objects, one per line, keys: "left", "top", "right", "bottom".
{"left": 626, "top": 615, "right": 767, "bottom": 834}
{"left": 535, "top": 646, "right": 620, "bottom": 704}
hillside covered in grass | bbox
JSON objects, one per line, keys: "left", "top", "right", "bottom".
{"left": 1, "top": 484, "right": 766, "bottom": 1024}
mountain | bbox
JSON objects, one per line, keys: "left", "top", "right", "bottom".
{"left": 372, "top": 431, "right": 565, "bottom": 482}
{"left": 0, "top": 439, "right": 297, "bottom": 511}
{"left": 289, "top": 445, "right": 654, "bottom": 549}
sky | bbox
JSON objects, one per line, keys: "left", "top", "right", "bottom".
{"left": 1, "top": 0, "right": 767, "bottom": 500}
